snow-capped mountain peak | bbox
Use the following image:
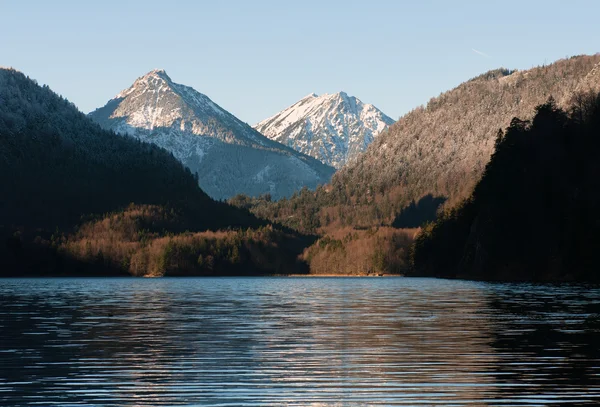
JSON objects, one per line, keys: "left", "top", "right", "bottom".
{"left": 100, "top": 69, "right": 266, "bottom": 146}
{"left": 254, "top": 92, "right": 394, "bottom": 169}
{"left": 148, "top": 68, "right": 168, "bottom": 76}
{"left": 89, "top": 71, "right": 334, "bottom": 200}
{"left": 116, "top": 69, "right": 172, "bottom": 98}
{"left": 142, "top": 68, "right": 171, "bottom": 82}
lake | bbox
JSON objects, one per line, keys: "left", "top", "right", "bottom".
{"left": 0, "top": 277, "right": 599, "bottom": 406}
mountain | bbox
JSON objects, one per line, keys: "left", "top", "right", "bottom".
{"left": 334, "top": 55, "right": 600, "bottom": 214}
{"left": 0, "top": 67, "right": 221, "bottom": 231}
{"left": 254, "top": 92, "right": 394, "bottom": 169}
{"left": 242, "top": 54, "right": 600, "bottom": 233}
{"left": 89, "top": 70, "right": 334, "bottom": 200}
{"left": 0, "top": 67, "right": 314, "bottom": 277}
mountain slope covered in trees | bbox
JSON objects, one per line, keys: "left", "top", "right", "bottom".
{"left": 254, "top": 92, "right": 394, "bottom": 169}
{"left": 0, "top": 68, "right": 311, "bottom": 276}
{"left": 0, "top": 68, "right": 229, "bottom": 231}
{"left": 89, "top": 70, "right": 334, "bottom": 200}
{"left": 412, "top": 94, "right": 600, "bottom": 282}
{"left": 231, "top": 55, "right": 600, "bottom": 278}
{"left": 336, "top": 55, "right": 600, "bottom": 214}
{"left": 243, "top": 55, "right": 600, "bottom": 232}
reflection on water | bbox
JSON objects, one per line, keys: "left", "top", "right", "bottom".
{"left": 0, "top": 278, "right": 599, "bottom": 406}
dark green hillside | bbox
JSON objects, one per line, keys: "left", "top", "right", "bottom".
{"left": 0, "top": 68, "right": 257, "bottom": 231}
{"left": 411, "top": 93, "right": 600, "bottom": 282}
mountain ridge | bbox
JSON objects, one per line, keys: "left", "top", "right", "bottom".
{"left": 242, "top": 54, "right": 600, "bottom": 234}
{"left": 0, "top": 67, "right": 253, "bottom": 232}
{"left": 332, "top": 55, "right": 600, "bottom": 211}
{"left": 89, "top": 70, "right": 334, "bottom": 200}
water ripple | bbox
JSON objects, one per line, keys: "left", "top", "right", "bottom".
{"left": 0, "top": 277, "right": 599, "bottom": 406}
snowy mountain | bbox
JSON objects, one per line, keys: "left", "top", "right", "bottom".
{"left": 0, "top": 67, "right": 219, "bottom": 231}
{"left": 89, "top": 70, "right": 334, "bottom": 200}
{"left": 254, "top": 92, "right": 394, "bottom": 168}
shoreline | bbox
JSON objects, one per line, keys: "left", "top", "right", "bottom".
{"left": 280, "top": 273, "right": 402, "bottom": 278}
{"left": 0, "top": 273, "right": 405, "bottom": 278}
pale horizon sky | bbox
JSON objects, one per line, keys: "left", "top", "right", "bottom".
{"left": 1, "top": 0, "right": 599, "bottom": 124}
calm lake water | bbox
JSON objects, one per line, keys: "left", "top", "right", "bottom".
{"left": 0, "top": 277, "right": 599, "bottom": 406}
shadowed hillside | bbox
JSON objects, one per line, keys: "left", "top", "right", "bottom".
{"left": 0, "top": 68, "right": 254, "bottom": 232}
{"left": 411, "top": 93, "right": 600, "bottom": 281}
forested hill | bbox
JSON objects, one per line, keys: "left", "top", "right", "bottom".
{"left": 412, "top": 93, "right": 600, "bottom": 282}
{"left": 338, "top": 55, "right": 600, "bottom": 210}
{"left": 244, "top": 55, "right": 600, "bottom": 233}
{"left": 0, "top": 67, "right": 254, "bottom": 232}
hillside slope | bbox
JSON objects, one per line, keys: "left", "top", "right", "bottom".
{"left": 0, "top": 67, "right": 238, "bottom": 231}
{"left": 412, "top": 95, "right": 600, "bottom": 282}
{"left": 336, "top": 55, "right": 600, "bottom": 211}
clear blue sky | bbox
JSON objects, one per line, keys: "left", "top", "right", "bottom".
{"left": 1, "top": 0, "right": 598, "bottom": 124}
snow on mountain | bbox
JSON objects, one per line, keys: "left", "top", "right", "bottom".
{"left": 254, "top": 92, "right": 394, "bottom": 169}
{"left": 89, "top": 70, "right": 334, "bottom": 200}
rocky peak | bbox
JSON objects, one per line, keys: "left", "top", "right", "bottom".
{"left": 254, "top": 92, "right": 393, "bottom": 168}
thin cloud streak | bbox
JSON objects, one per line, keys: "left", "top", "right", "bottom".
{"left": 472, "top": 48, "right": 491, "bottom": 58}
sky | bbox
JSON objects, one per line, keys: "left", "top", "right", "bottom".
{"left": 1, "top": 0, "right": 599, "bottom": 124}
